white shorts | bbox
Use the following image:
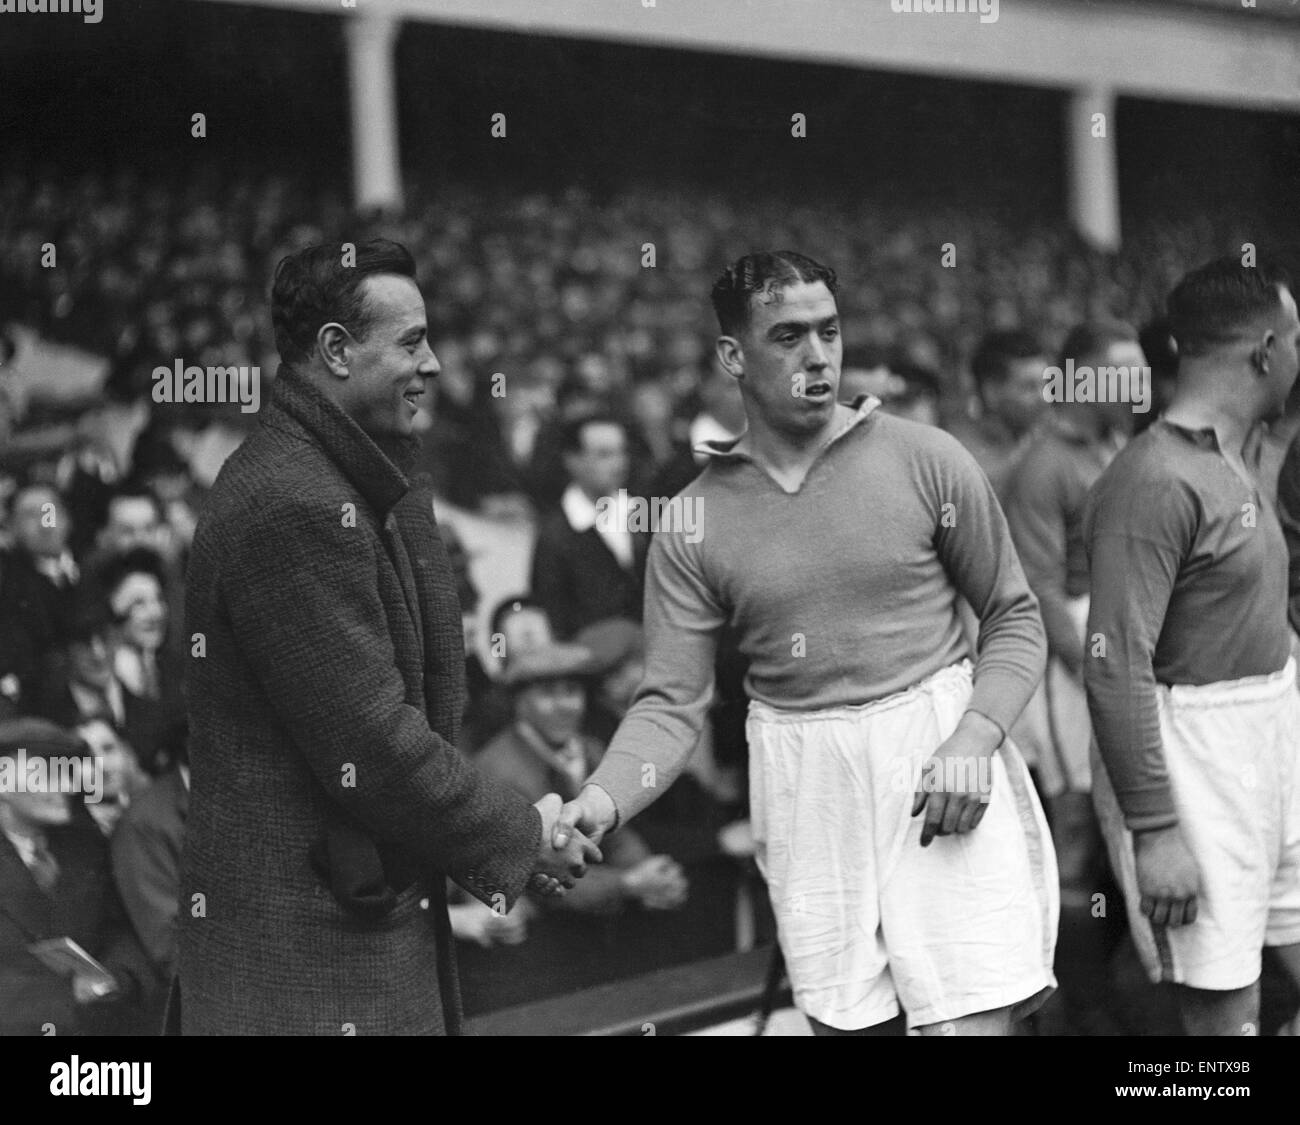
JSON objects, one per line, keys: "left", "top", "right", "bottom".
{"left": 1093, "top": 658, "right": 1300, "bottom": 990}
{"left": 747, "top": 661, "right": 1059, "bottom": 1031}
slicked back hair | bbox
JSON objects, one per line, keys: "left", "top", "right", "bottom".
{"left": 271, "top": 238, "right": 418, "bottom": 369}
{"left": 1167, "top": 256, "right": 1292, "bottom": 359}
{"left": 711, "top": 251, "right": 838, "bottom": 337}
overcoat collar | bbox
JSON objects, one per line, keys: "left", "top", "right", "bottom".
{"left": 267, "top": 365, "right": 414, "bottom": 517}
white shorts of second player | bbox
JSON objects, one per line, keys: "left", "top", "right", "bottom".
{"left": 747, "top": 660, "right": 1059, "bottom": 1031}
{"left": 1093, "top": 657, "right": 1300, "bottom": 991}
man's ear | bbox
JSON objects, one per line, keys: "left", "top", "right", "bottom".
{"left": 317, "top": 323, "right": 352, "bottom": 378}
{"left": 1252, "top": 330, "right": 1276, "bottom": 376}
{"left": 716, "top": 336, "right": 744, "bottom": 381}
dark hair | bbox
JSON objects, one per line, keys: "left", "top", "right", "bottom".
{"left": 96, "top": 546, "right": 168, "bottom": 602}
{"left": 271, "top": 239, "right": 418, "bottom": 368}
{"left": 1167, "top": 256, "right": 1293, "bottom": 359}
{"left": 710, "top": 251, "right": 838, "bottom": 337}
{"left": 561, "top": 412, "right": 625, "bottom": 455}
{"left": 1056, "top": 320, "right": 1139, "bottom": 370}
{"left": 490, "top": 595, "right": 547, "bottom": 638}
{"left": 970, "top": 330, "right": 1044, "bottom": 389}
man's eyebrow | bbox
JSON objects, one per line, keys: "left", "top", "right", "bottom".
{"left": 766, "top": 314, "right": 838, "bottom": 336}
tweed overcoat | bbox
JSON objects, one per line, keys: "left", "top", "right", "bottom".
{"left": 178, "top": 366, "right": 541, "bottom": 1034}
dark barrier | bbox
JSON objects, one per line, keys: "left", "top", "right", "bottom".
{"left": 465, "top": 945, "right": 789, "bottom": 1037}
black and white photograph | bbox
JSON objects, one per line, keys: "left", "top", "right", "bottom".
{"left": 2, "top": 0, "right": 1300, "bottom": 1097}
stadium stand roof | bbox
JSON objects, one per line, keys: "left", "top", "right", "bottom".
{"left": 199, "top": 0, "right": 1300, "bottom": 111}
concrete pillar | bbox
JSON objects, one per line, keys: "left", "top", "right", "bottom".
{"left": 1066, "top": 85, "right": 1121, "bottom": 253}
{"left": 345, "top": 11, "right": 403, "bottom": 213}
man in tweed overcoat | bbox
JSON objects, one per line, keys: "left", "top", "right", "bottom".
{"left": 178, "top": 240, "right": 596, "bottom": 1034}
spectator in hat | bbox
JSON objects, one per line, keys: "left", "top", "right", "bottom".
{"left": 37, "top": 592, "right": 127, "bottom": 731}
{"left": 461, "top": 594, "right": 555, "bottom": 755}
{"left": 40, "top": 586, "right": 180, "bottom": 781}
{"left": 461, "top": 638, "right": 687, "bottom": 1008}
{"left": 572, "top": 617, "right": 645, "bottom": 745}
{"left": 0, "top": 718, "right": 152, "bottom": 1035}
{"left": 476, "top": 640, "right": 684, "bottom": 911}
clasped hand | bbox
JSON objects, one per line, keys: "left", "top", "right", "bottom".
{"left": 528, "top": 793, "right": 602, "bottom": 897}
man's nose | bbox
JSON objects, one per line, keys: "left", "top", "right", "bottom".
{"left": 419, "top": 345, "right": 440, "bottom": 377}
{"left": 805, "top": 337, "right": 831, "bottom": 369}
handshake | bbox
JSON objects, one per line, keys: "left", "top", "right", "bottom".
{"left": 526, "top": 786, "right": 620, "bottom": 898}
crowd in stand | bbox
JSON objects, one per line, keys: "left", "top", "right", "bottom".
{"left": 2, "top": 163, "right": 1298, "bottom": 1034}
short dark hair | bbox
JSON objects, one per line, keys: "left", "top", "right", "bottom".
{"left": 562, "top": 412, "right": 625, "bottom": 455}
{"left": 1167, "top": 256, "right": 1293, "bottom": 359}
{"left": 1056, "top": 320, "right": 1139, "bottom": 370}
{"left": 271, "top": 239, "right": 418, "bottom": 368}
{"left": 710, "top": 251, "right": 838, "bottom": 337}
{"left": 970, "top": 330, "right": 1044, "bottom": 390}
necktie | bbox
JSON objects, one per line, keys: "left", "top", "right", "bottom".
{"left": 28, "top": 837, "right": 60, "bottom": 894}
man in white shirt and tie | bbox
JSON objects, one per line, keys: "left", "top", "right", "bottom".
{"left": 530, "top": 413, "right": 647, "bottom": 639}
